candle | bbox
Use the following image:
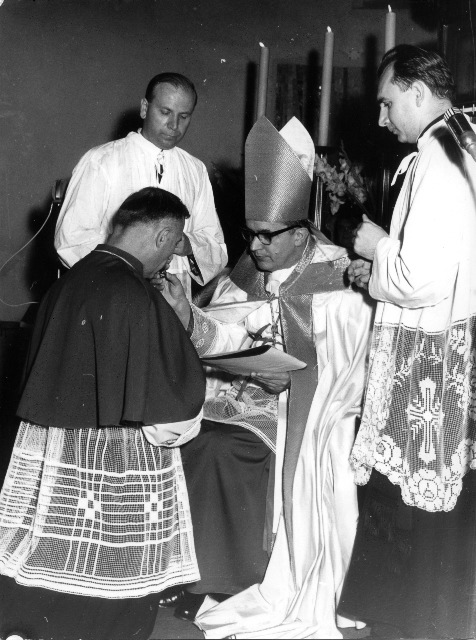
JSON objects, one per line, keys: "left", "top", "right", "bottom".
{"left": 256, "top": 42, "right": 269, "bottom": 119}
{"left": 317, "top": 26, "right": 334, "bottom": 147}
{"left": 385, "top": 5, "right": 396, "bottom": 52}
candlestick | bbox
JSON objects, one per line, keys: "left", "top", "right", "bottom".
{"left": 257, "top": 42, "right": 269, "bottom": 120}
{"left": 317, "top": 26, "right": 334, "bottom": 147}
{"left": 385, "top": 5, "right": 396, "bottom": 52}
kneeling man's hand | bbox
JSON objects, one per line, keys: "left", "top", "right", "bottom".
{"left": 250, "top": 370, "right": 291, "bottom": 395}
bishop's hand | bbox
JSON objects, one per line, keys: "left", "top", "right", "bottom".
{"left": 173, "top": 233, "right": 193, "bottom": 257}
{"left": 250, "top": 370, "right": 291, "bottom": 395}
{"left": 152, "top": 272, "right": 191, "bottom": 329}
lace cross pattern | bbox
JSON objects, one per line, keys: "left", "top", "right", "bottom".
{"left": 352, "top": 315, "right": 476, "bottom": 512}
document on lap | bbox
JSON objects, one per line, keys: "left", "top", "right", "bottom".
{"left": 200, "top": 345, "right": 306, "bottom": 376}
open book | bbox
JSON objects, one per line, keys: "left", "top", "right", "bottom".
{"left": 200, "top": 345, "right": 306, "bottom": 377}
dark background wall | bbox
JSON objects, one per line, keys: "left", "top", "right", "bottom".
{"left": 0, "top": 0, "right": 440, "bottom": 322}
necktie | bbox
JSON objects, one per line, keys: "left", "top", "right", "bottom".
{"left": 156, "top": 150, "right": 165, "bottom": 183}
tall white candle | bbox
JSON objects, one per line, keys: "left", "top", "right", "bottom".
{"left": 385, "top": 5, "right": 396, "bottom": 52}
{"left": 317, "top": 26, "right": 334, "bottom": 147}
{"left": 257, "top": 42, "right": 270, "bottom": 119}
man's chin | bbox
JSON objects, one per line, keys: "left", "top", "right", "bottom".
{"left": 159, "top": 135, "right": 180, "bottom": 150}
{"left": 252, "top": 256, "right": 272, "bottom": 272}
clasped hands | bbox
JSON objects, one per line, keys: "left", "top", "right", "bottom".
{"left": 348, "top": 214, "right": 388, "bottom": 290}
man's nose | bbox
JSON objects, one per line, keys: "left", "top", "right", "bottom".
{"left": 250, "top": 236, "right": 263, "bottom": 251}
{"left": 167, "top": 115, "right": 179, "bottom": 130}
{"left": 378, "top": 106, "right": 388, "bottom": 128}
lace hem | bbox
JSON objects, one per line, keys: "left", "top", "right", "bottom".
{"left": 204, "top": 381, "right": 278, "bottom": 451}
{"left": 0, "top": 422, "right": 199, "bottom": 597}
{"left": 352, "top": 316, "right": 476, "bottom": 511}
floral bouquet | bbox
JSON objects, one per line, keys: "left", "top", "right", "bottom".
{"left": 314, "top": 143, "right": 375, "bottom": 218}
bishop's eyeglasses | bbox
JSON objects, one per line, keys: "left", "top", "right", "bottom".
{"left": 241, "top": 224, "right": 302, "bottom": 246}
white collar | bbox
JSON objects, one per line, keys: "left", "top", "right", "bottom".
{"left": 265, "top": 263, "right": 298, "bottom": 295}
{"left": 129, "top": 130, "right": 176, "bottom": 158}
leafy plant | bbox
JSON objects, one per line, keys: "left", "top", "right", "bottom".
{"left": 314, "top": 143, "right": 375, "bottom": 217}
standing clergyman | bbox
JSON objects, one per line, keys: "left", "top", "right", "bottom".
{"left": 339, "top": 45, "right": 476, "bottom": 640}
{"left": 55, "top": 72, "right": 227, "bottom": 299}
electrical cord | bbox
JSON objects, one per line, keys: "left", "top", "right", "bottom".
{"left": 0, "top": 201, "right": 54, "bottom": 308}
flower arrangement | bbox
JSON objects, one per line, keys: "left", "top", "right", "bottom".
{"left": 314, "top": 144, "right": 374, "bottom": 217}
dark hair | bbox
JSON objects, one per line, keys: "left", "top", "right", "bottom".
{"left": 111, "top": 187, "right": 190, "bottom": 230}
{"left": 378, "top": 44, "right": 456, "bottom": 102}
{"left": 145, "top": 72, "right": 198, "bottom": 107}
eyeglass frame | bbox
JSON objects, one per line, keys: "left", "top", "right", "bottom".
{"left": 241, "top": 223, "right": 303, "bottom": 246}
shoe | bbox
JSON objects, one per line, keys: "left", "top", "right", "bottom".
{"left": 157, "top": 586, "right": 185, "bottom": 608}
{"left": 174, "top": 591, "right": 206, "bottom": 622}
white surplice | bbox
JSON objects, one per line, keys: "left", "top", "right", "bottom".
{"left": 190, "top": 243, "right": 373, "bottom": 638}
{"left": 351, "top": 119, "right": 476, "bottom": 512}
{"left": 54, "top": 131, "right": 227, "bottom": 298}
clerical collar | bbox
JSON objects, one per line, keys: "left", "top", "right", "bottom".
{"left": 265, "top": 263, "right": 298, "bottom": 289}
{"left": 417, "top": 114, "right": 445, "bottom": 142}
{"left": 94, "top": 244, "right": 144, "bottom": 275}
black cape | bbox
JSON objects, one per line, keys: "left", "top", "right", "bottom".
{"left": 18, "top": 245, "right": 205, "bottom": 429}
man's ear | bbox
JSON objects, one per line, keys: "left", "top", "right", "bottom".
{"left": 155, "top": 225, "right": 170, "bottom": 249}
{"left": 140, "top": 98, "right": 148, "bottom": 120}
{"left": 412, "top": 80, "right": 425, "bottom": 107}
{"left": 294, "top": 226, "right": 309, "bottom": 247}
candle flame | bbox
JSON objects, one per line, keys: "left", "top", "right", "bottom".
{"left": 259, "top": 42, "right": 265, "bottom": 47}
{"left": 388, "top": 4, "right": 392, "bottom": 11}
{"left": 327, "top": 26, "right": 332, "bottom": 32}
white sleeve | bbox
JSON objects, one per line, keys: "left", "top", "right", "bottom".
{"left": 369, "top": 142, "right": 465, "bottom": 309}
{"left": 190, "top": 304, "right": 251, "bottom": 357}
{"left": 141, "top": 409, "right": 203, "bottom": 448}
{"left": 54, "top": 153, "right": 111, "bottom": 267}
{"left": 183, "top": 163, "right": 228, "bottom": 285}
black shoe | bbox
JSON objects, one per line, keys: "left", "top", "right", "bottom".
{"left": 174, "top": 591, "right": 206, "bottom": 622}
{"left": 157, "top": 586, "right": 185, "bottom": 608}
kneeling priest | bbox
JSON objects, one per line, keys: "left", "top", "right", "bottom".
{"left": 0, "top": 187, "right": 205, "bottom": 640}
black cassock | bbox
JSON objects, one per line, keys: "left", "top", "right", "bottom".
{"left": 0, "top": 245, "right": 205, "bottom": 640}
{"left": 19, "top": 244, "right": 204, "bottom": 429}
